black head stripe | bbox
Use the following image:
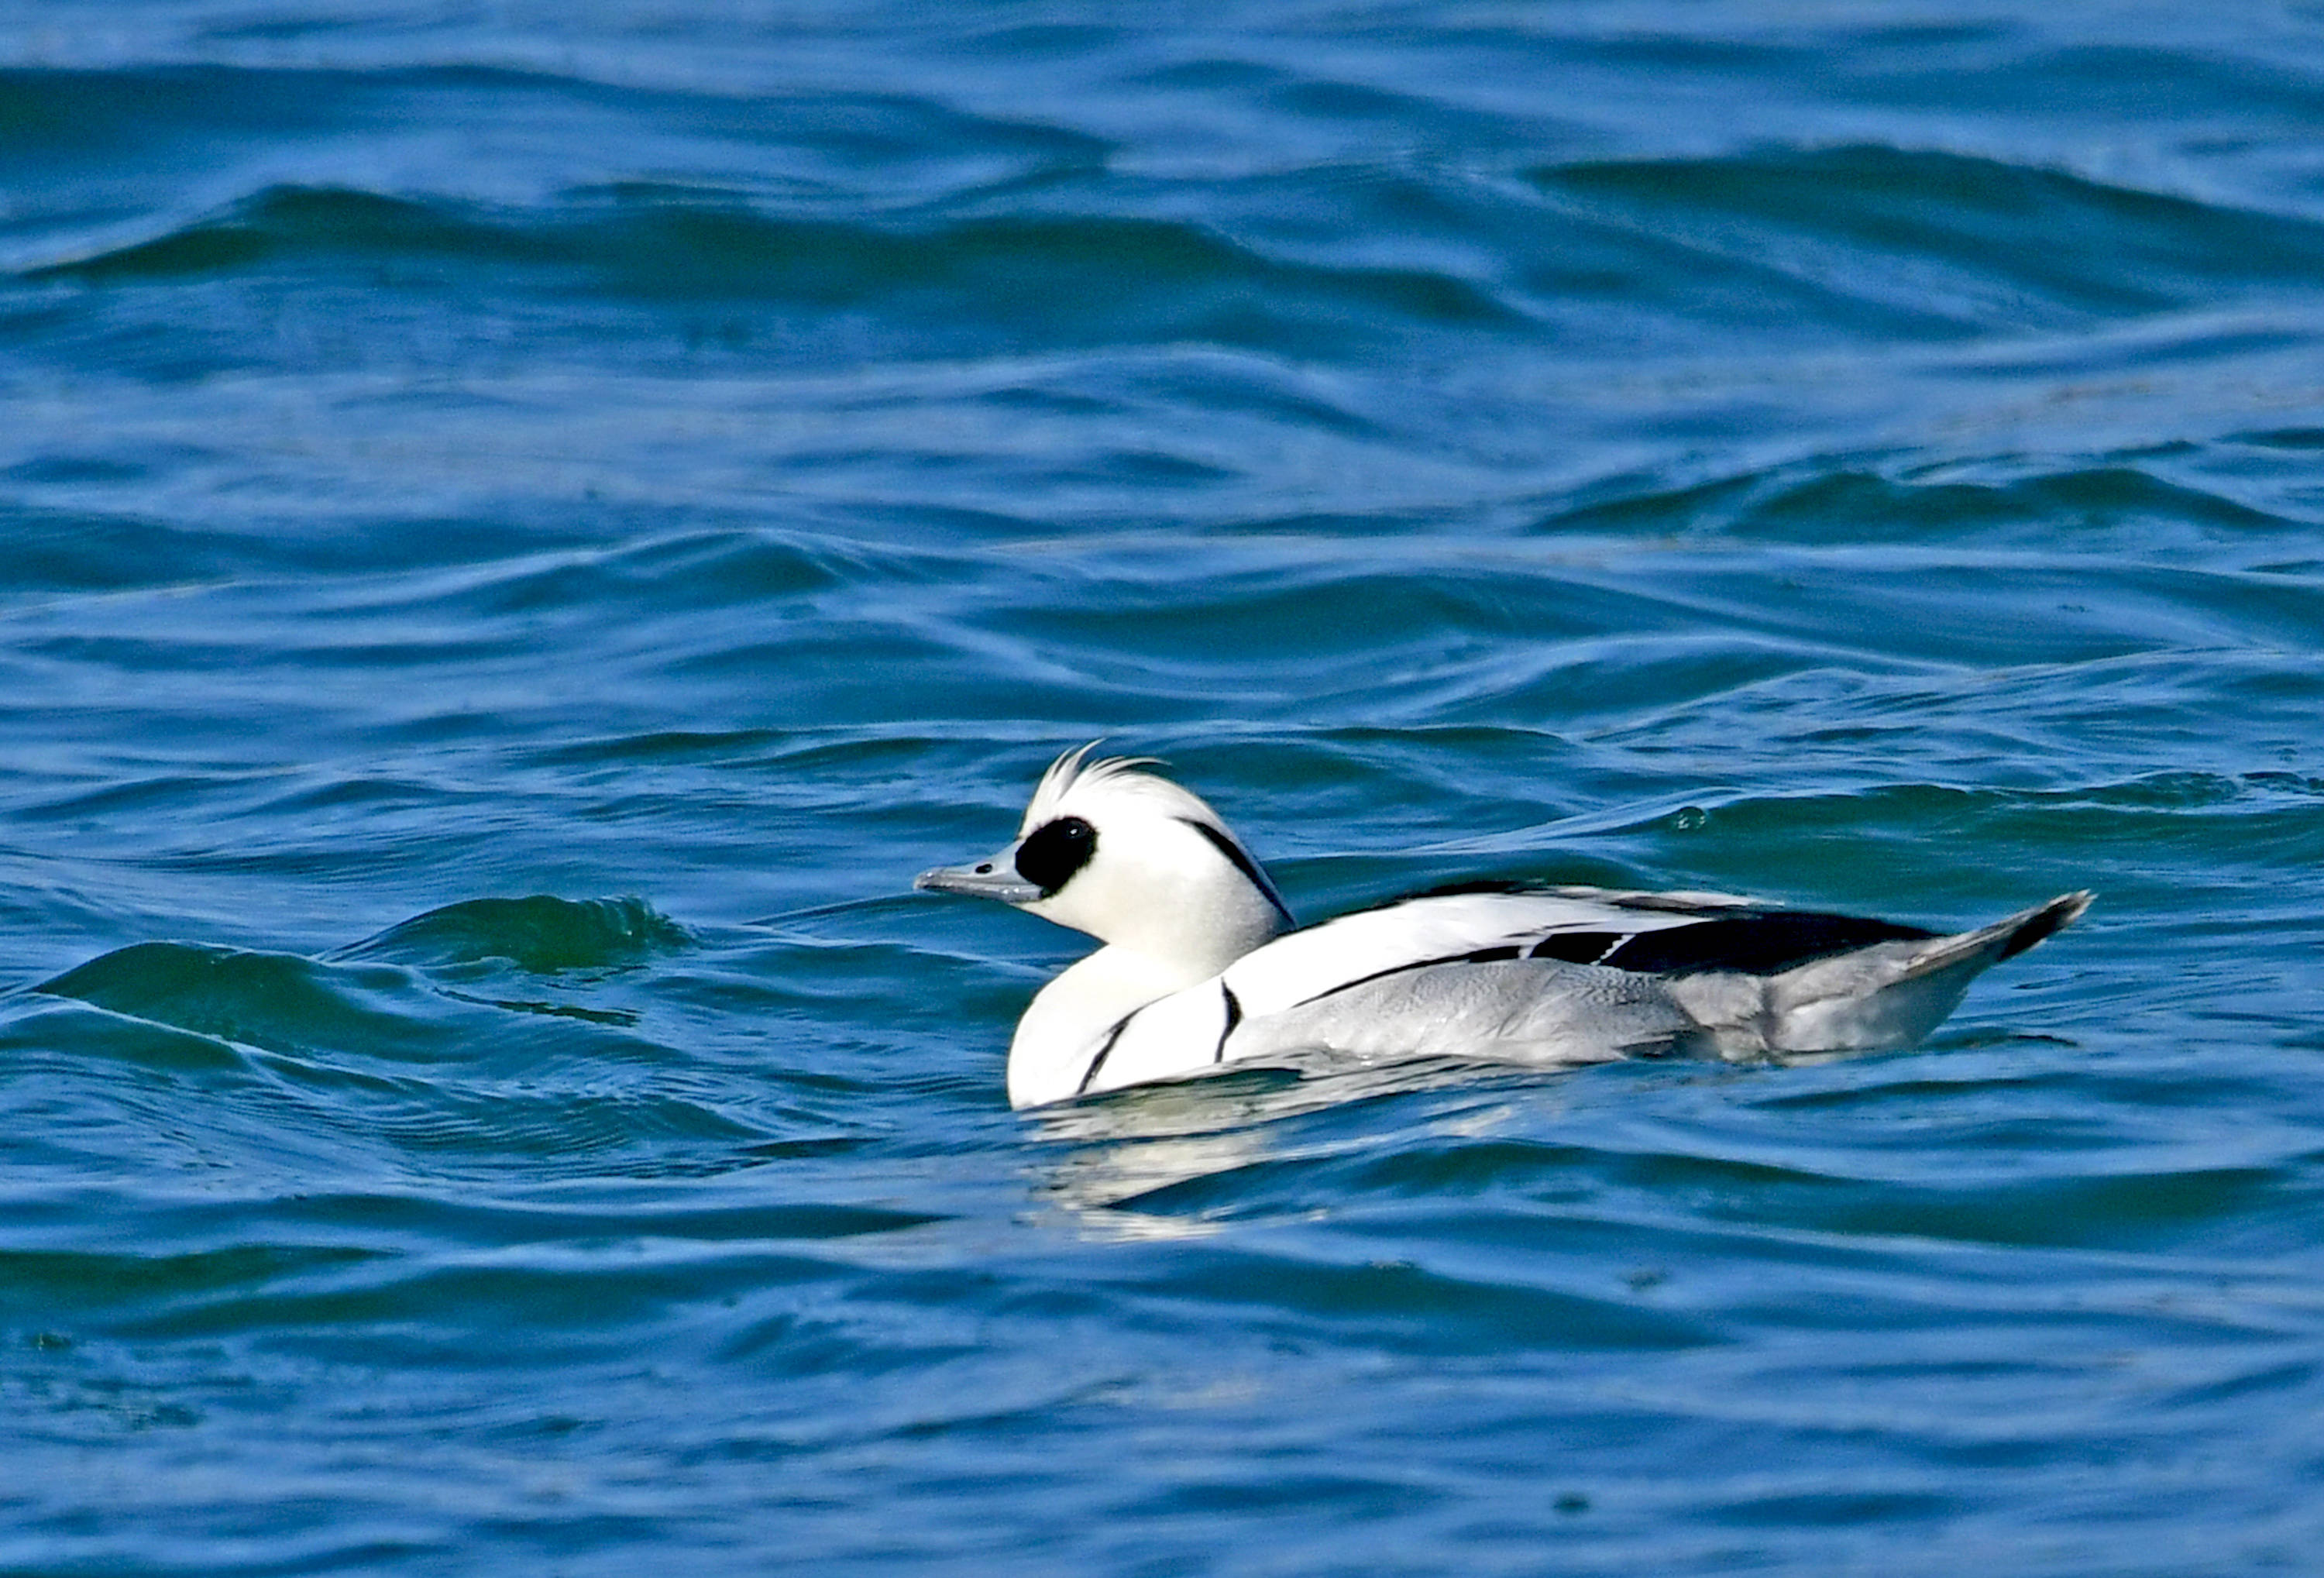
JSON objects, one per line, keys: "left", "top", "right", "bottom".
{"left": 1175, "top": 817, "right": 1294, "bottom": 923}
{"left": 1015, "top": 816, "right": 1097, "bottom": 897}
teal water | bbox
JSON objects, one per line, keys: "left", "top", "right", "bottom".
{"left": 5, "top": 5, "right": 2324, "bottom": 1573}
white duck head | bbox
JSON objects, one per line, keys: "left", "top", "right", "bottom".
{"left": 916, "top": 744, "right": 1294, "bottom": 981}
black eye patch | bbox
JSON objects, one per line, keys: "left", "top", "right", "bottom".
{"left": 1014, "top": 816, "right": 1096, "bottom": 896}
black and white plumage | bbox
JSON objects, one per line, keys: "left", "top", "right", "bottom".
{"left": 916, "top": 747, "right": 2092, "bottom": 1109}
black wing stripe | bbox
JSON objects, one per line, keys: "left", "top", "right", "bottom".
{"left": 1282, "top": 910, "right": 1941, "bottom": 1011}
{"left": 1526, "top": 932, "right": 1621, "bottom": 964}
{"left": 1214, "top": 985, "right": 1243, "bottom": 1063}
{"left": 1597, "top": 913, "right": 1934, "bottom": 975}
{"left": 1075, "top": 1015, "right": 1133, "bottom": 1096}
{"left": 1283, "top": 944, "right": 1536, "bottom": 1009}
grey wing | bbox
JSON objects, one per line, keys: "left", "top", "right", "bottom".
{"left": 1219, "top": 957, "right": 1704, "bottom": 1068}
{"left": 1215, "top": 885, "right": 1753, "bottom": 1017}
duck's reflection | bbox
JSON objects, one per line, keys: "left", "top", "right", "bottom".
{"left": 1019, "top": 1051, "right": 1552, "bottom": 1239}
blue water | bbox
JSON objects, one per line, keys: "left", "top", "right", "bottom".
{"left": 5, "top": 4, "right": 2324, "bottom": 1573}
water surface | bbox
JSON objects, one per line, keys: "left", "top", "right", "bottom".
{"left": 3, "top": 4, "right": 2322, "bottom": 1573}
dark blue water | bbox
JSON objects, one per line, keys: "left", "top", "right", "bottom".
{"left": 5, "top": 5, "right": 2323, "bottom": 1573}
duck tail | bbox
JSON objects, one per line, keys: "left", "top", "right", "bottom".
{"left": 1755, "top": 891, "right": 2093, "bottom": 1054}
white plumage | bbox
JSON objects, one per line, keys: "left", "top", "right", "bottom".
{"left": 917, "top": 746, "right": 2091, "bottom": 1109}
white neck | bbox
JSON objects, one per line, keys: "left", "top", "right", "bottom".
{"left": 997, "top": 771, "right": 1293, "bottom": 1106}
{"left": 1006, "top": 924, "right": 1273, "bottom": 1109}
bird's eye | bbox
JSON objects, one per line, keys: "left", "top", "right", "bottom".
{"left": 1014, "top": 816, "right": 1096, "bottom": 896}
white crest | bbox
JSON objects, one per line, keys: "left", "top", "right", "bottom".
{"left": 1022, "top": 743, "right": 1186, "bottom": 832}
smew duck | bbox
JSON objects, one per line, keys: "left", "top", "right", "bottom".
{"left": 917, "top": 747, "right": 2090, "bottom": 1109}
